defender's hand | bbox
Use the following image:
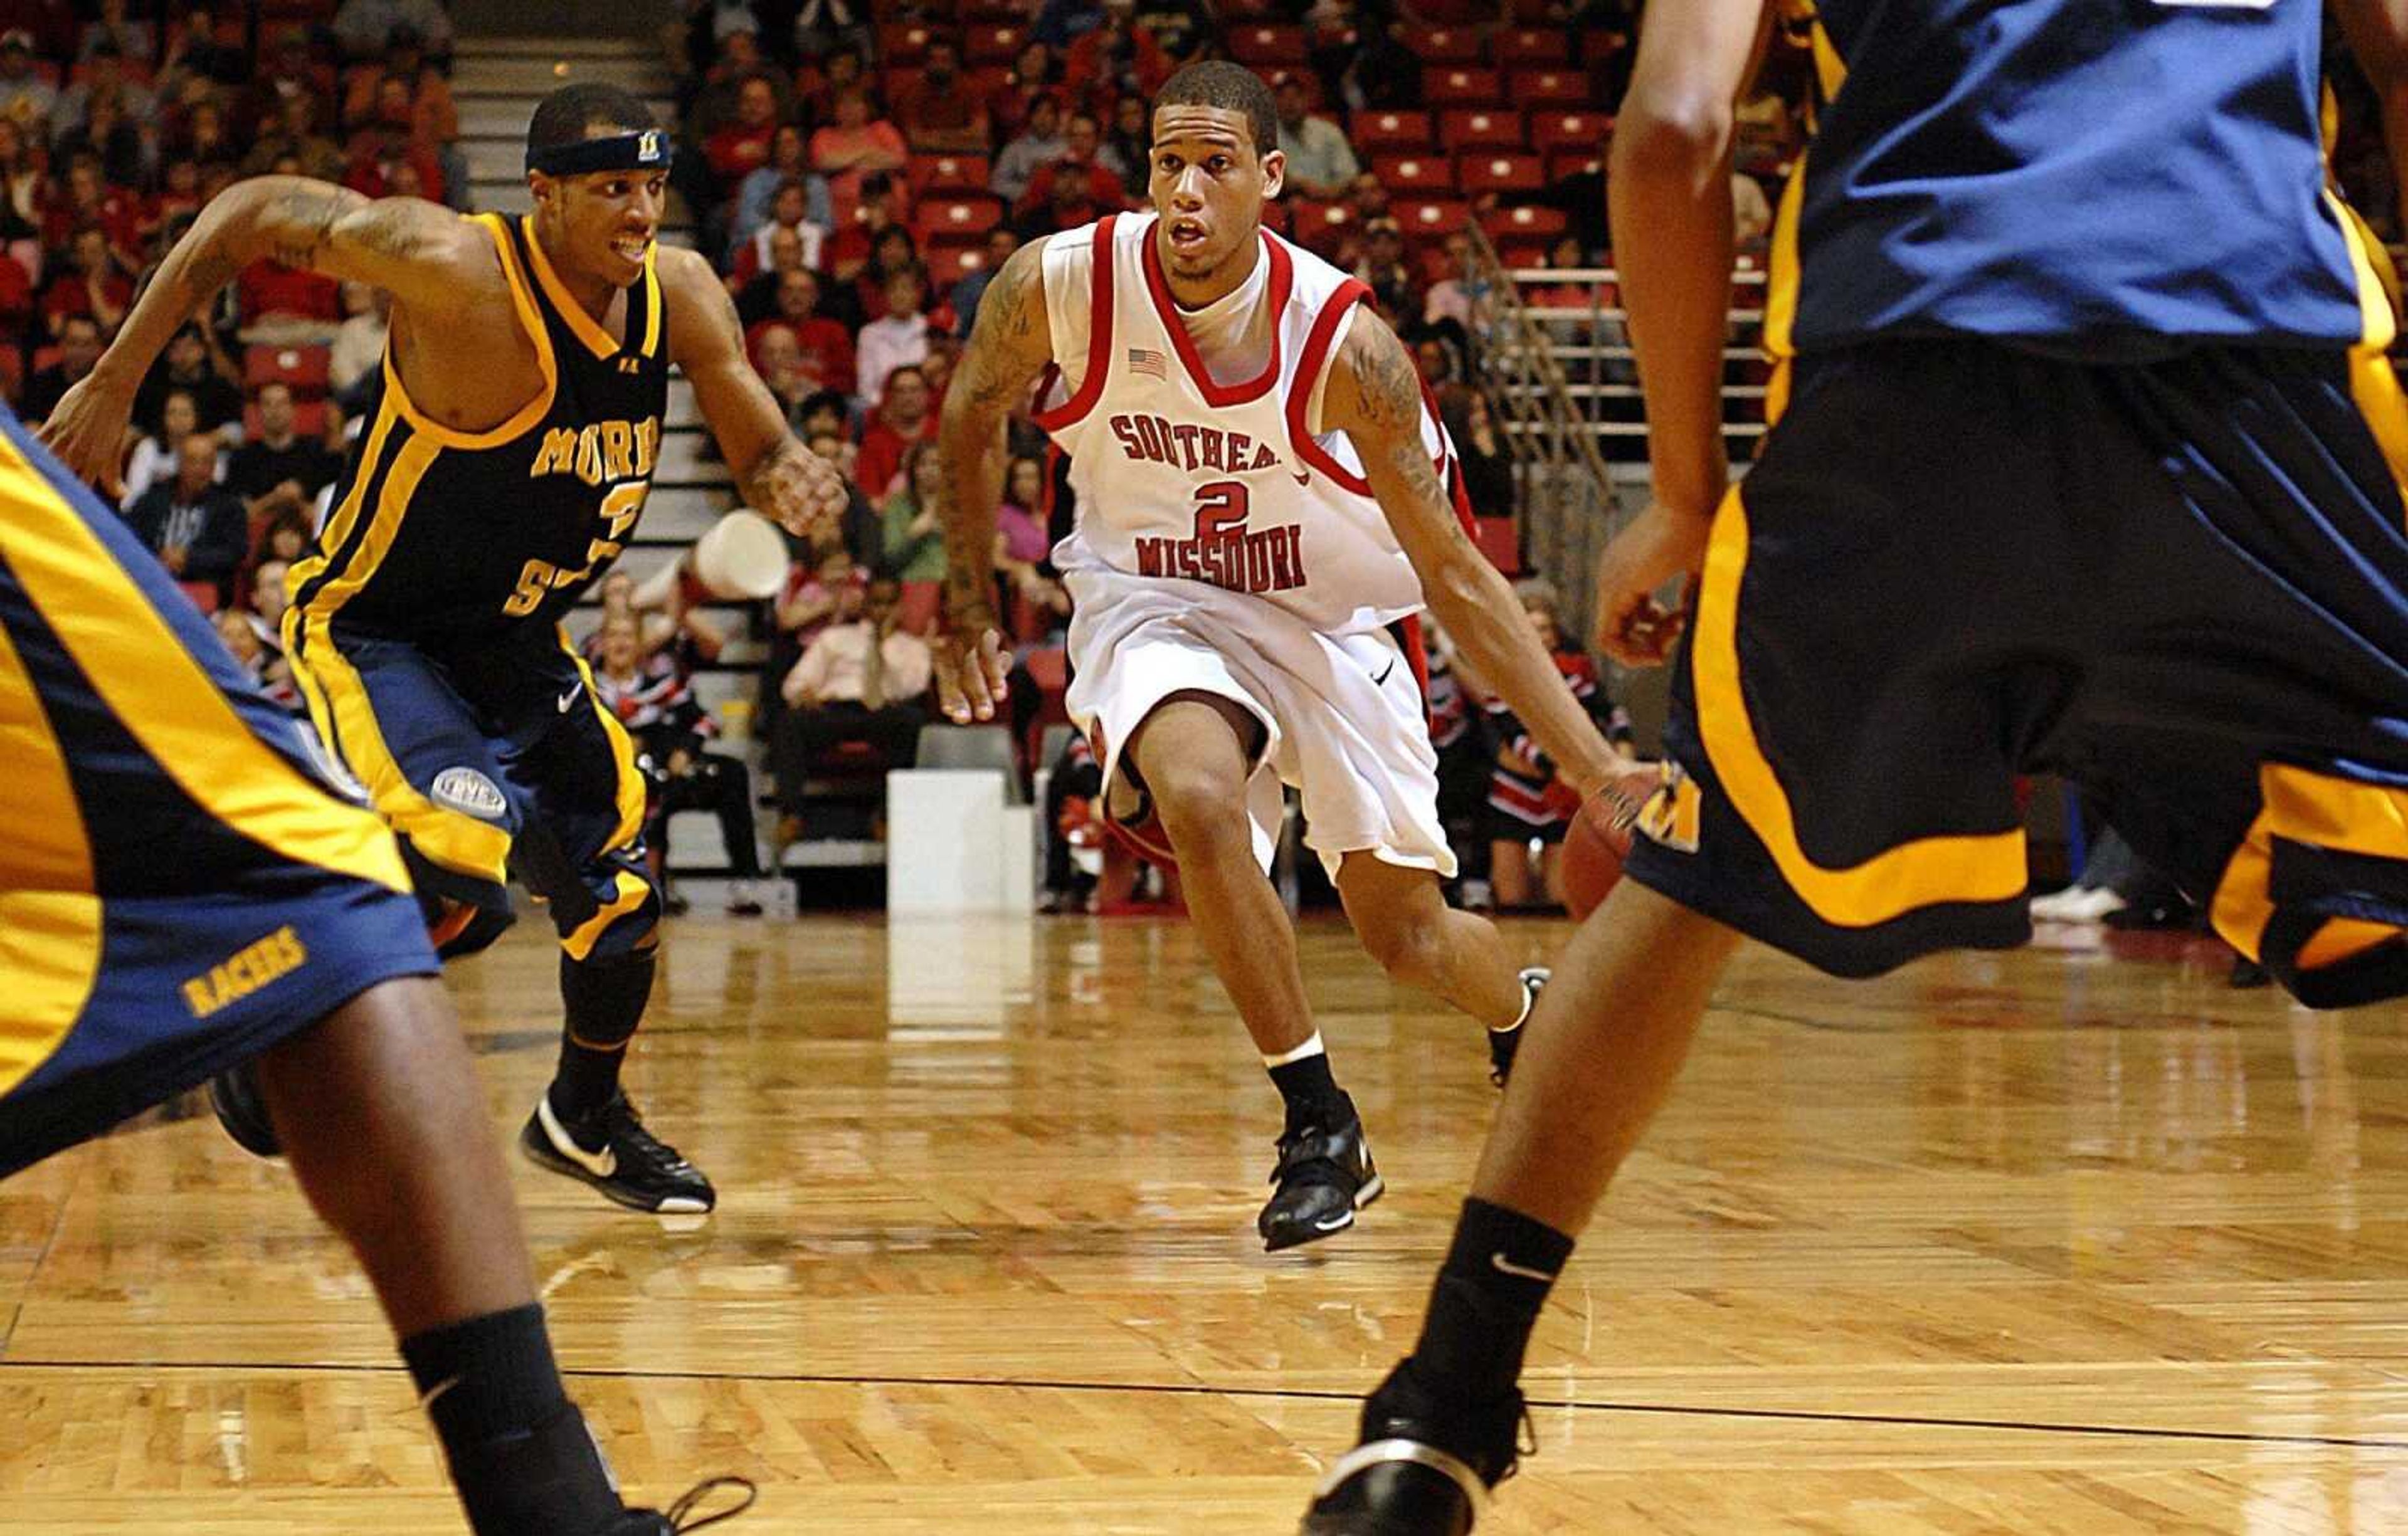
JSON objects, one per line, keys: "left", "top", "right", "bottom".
{"left": 932, "top": 622, "right": 1011, "bottom": 724}
{"left": 1595, "top": 501, "right": 1713, "bottom": 668}
{"left": 37, "top": 374, "right": 136, "bottom": 498}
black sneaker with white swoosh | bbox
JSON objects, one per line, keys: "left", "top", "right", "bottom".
{"left": 520, "top": 1092, "right": 716, "bottom": 1214}
{"left": 1259, "top": 1101, "right": 1383, "bottom": 1251}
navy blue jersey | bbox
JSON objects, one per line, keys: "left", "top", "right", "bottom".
{"left": 1784, "top": 0, "right": 2380, "bottom": 358}
{"left": 292, "top": 214, "right": 670, "bottom": 644}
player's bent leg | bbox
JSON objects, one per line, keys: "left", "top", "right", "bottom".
{"left": 1129, "top": 691, "right": 1379, "bottom": 1250}
{"left": 255, "top": 976, "right": 739, "bottom": 1535}
{"left": 1334, "top": 853, "right": 1541, "bottom": 1086}
{"left": 1302, "top": 882, "right": 1740, "bottom": 1535}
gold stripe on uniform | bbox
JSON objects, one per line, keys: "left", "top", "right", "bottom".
{"left": 1691, "top": 485, "right": 2029, "bottom": 928}
{"left": 2323, "top": 191, "right": 2408, "bottom": 512}
{"left": 1761, "top": 153, "right": 1808, "bottom": 428}
{"left": 560, "top": 627, "right": 649, "bottom": 853}
{"left": 2210, "top": 763, "right": 2408, "bottom": 967}
{"left": 0, "top": 442, "right": 411, "bottom": 899}
{"left": 0, "top": 613, "right": 101, "bottom": 1097}
{"left": 524, "top": 213, "right": 625, "bottom": 361}
{"left": 564, "top": 870, "right": 651, "bottom": 962}
{"left": 640, "top": 246, "right": 663, "bottom": 360}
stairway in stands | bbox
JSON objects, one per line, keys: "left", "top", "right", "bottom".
{"left": 446, "top": 36, "right": 800, "bottom": 899}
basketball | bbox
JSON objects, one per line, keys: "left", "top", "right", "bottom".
{"left": 1560, "top": 765, "right": 1662, "bottom": 920}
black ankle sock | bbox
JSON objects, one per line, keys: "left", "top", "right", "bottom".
{"left": 1267, "top": 1051, "right": 1348, "bottom": 1129}
{"left": 551, "top": 949, "right": 656, "bottom": 1117}
{"left": 401, "top": 1305, "right": 623, "bottom": 1535}
{"left": 1408, "top": 1197, "right": 1576, "bottom": 1402}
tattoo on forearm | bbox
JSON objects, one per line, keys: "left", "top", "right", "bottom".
{"left": 266, "top": 183, "right": 348, "bottom": 270}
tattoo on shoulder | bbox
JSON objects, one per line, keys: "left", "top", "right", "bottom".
{"left": 958, "top": 248, "right": 1048, "bottom": 412}
{"left": 1341, "top": 319, "right": 1423, "bottom": 436}
{"left": 266, "top": 184, "right": 353, "bottom": 270}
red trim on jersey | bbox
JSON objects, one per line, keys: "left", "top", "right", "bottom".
{"left": 1287, "top": 278, "right": 1375, "bottom": 494}
{"left": 1421, "top": 377, "right": 1478, "bottom": 536}
{"left": 1031, "top": 216, "right": 1119, "bottom": 433}
{"left": 1139, "top": 223, "right": 1294, "bottom": 407}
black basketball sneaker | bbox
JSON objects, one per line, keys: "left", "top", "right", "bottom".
{"left": 521, "top": 1092, "right": 717, "bottom": 1214}
{"left": 1487, "top": 968, "right": 1548, "bottom": 1088}
{"left": 1299, "top": 1361, "right": 1529, "bottom": 1535}
{"left": 609, "top": 1476, "right": 756, "bottom": 1533}
{"left": 1259, "top": 1102, "right": 1384, "bottom": 1251}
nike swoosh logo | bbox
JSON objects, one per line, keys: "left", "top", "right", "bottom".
{"left": 557, "top": 685, "right": 581, "bottom": 714}
{"left": 419, "top": 1376, "right": 462, "bottom": 1412}
{"left": 1314, "top": 1212, "right": 1354, "bottom": 1231}
{"left": 1291, "top": 471, "right": 1311, "bottom": 486}
{"left": 1490, "top": 1251, "right": 1556, "bottom": 1283}
{"left": 537, "top": 1098, "right": 616, "bottom": 1179}
{"left": 1372, "top": 658, "right": 1397, "bottom": 687}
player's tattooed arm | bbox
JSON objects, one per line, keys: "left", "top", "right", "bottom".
{"left": 932, "top": 239, "right": 1055, "bottom": 722}
{"left": 658, "top": 245, "right": 847, "bottom": 540}
{"left": 1324, "top": 309, "right": 1624, "bottom": 797}
{"left": 42, "top": 176, "right": 494, "bottom": 490}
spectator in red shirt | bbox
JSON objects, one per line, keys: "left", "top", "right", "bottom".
{"left": 238, "top": 251, "right": 344, "bottom": 340}
{"left": 704, "top": 73, "right": 781, "bottom": 201}
{"left": 41, "top": 157, "right": 139, "bottom": 265}
{"left": 40, "top": 224, "right": 130, "bottom": 339}
{"left": 234, "top": 26, "right": 337, "bottom": 139}
{"left": 344, "top": 76, "right": 447, "bottom": 201}
{"left": 853, "top": 364, "right": 937, "bottom": 502}
{"left": 851, "top": 224, "right": 921, "bottom": 325}
{"left": 746, "top": 266, "right": 856, "bottom": 397}
{"left": 890, "top": 34, "right": 991, "bottom": 157}
{"left": 1015, "top": 112, "right": 1128, "bottom": 227}
{"left": 1064, "top": 0, "right": 1174, "bottom": 107}
{"left": 793, "top": 42, "right": 866, "bottom": 137}
{"left": 810, "top": 85, "right": 909, "bottom": 229}
{"left": 823, "top": 171, "right": 901, "bottom": 295}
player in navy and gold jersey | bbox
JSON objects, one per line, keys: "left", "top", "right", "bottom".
{"left": 46, "top": 84, "right": 845, "bottom": 1216}
{"left": 1304, "top": 1, "right": 2408, "bottom": 1530}
{"left": 0, "top": 399, "right": 745, "bottom": 1533}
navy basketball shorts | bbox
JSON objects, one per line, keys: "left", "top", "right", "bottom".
{"left": 0, "top": 412, "right": 435, "bottom": 1179}
{"left": 1625, "top": 339, "right": 2408, "bottom": 1007}
{"left": 285, "top": 615, "right": 658, "bottom": 962}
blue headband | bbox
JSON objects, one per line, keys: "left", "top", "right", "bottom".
{"left": 526, "top": 129, "right": 670, "bottom": 177}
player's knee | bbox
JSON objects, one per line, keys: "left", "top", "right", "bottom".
{"left": 1144, "top": 762, "right": 1250, "bottom": 855}
{"left": 1360, "top": 907, "right": 1449, "bottom": 987}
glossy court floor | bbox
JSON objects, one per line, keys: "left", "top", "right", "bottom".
{"left": 4, "top": 912, "right": 2408, "bottom": 1533}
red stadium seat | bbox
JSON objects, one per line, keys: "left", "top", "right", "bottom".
{"left": 877, "top": 23, "right": 933, "bottom": 65}
{"left": 243, "top": 344, "right": 332, "bottom": 394}
{"left": 1511, "top": 68, "right": 1592, "bottom": 107}
{"left": 1423, "top": 69, "right": 1504, "bottom": 107}
{"left": 1351, "top": 110, "right": 1434, "bottom": 154}
{"left": 1481, "top": 205, "right": 1569, "bottom": 243}
{"left": 926, "top": 238, "right": 990, "bottom": 283}
{"left": 1531, "top": 110, "right": 1612, "bottom": 154}
{"left": 1393, "top": 198, "right": 1471, "bottom": 238}
{"left": 1260, "top": 66, "right": 1323, "bottom": 107}
{"left": 1494, "top": 238, "right": 1551, "bottom": 270}
{"left": 1455, "top": 151, "right": 1545, "bottom": 196}
{"left": 1218, "top": 0, "right": 1280, "bottom": 16}
{"left": 911, "top": 152, "right": 992, "bottom": 194}
{"left": 1497, "top": 27, "right": 1571, "bottom": 65}
{"left": 177, "top": 579, "right": 221, "bottom": 615}
{"left": 963, "top": 23, "right": 1024, "bottom": 66}
{"left": 963, "top": 0, "right": 1023, "bottom": 21}
{"left": 1286, "top": 199, "right": 1354, "bottom": 256}
{"left": 1227, "top": 24, "right": 1307, "bottom": 65}
{"left": 913, "top": 194, "right": 1006, "bottom": 243}
{"left": 1546, "top": 149, "right": 1603, "bottom": 182}
{"left": 1399, "top": 24, "right": 1482, "bottom": 63}
{"left": 1440, "top": 108, "right": 1524, "bottom": 149}
{"left": 1371, "top": 154, "right": 1455, "bottom": 194}
{"left": 1473, "top": 517, "right": 1520, "bottom": 575}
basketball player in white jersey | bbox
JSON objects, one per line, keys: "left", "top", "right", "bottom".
{"left": 933, "top": 62, "right": 1623, "bottom": 1250}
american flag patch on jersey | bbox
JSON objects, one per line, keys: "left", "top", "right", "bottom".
{"left": 1128, "top": 347, "right": 1166, "bottom": 379}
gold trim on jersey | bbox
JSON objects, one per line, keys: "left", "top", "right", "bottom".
{"left": 2210, "top": 764, "right": 2408, "bottom": 968}
{"left": 560, "top": 625, "right": 648, "bottom": 854}
{"left": 564, "top": 870, "right": 652, "bottom": 962}
{"left": 521, "top": 214, "right": 652, "bottom": 362}
{"left": 2325, "top": 190, "right": 2408, "bottom": 508}
{"left": 378, "top": 214, "right": 558, "bottom": 451}
{"left": 0, "top": 614, "right": 100, "bottom": 1098}
{"left": 0, "top": 438, "right": 411, "bottom": 902}
{"left": 1692, "top": 483, "right": 2030, "bottom": 928}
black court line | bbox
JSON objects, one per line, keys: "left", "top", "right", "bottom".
{"left": 4, "top": 1357, "right": 2405, "bottom": 1453}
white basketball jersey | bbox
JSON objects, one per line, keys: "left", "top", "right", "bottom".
{"left": 1032, "top": 213, "right": 1465, "bottom": 636}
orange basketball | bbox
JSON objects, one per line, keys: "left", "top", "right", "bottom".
{"left": 1560, "top": 765, "right": 1660, "bottom": 920}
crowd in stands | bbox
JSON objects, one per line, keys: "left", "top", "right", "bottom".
{"left": 21, "top": 0, "right": 2405, "bottom": 922}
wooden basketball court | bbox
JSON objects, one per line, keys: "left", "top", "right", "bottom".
{"left": 5, "top": 913, "right": 2406, "bottom": 1533}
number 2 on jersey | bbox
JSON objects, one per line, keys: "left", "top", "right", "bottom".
{"left": 502, "top": 479, "right": 652, "bottom": 618}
